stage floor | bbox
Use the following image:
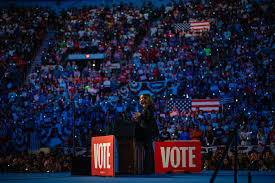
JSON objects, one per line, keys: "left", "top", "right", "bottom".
{"left": 1, "top": 171, "right": 275, "bottom": 183}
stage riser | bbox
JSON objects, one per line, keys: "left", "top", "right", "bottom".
{"left": 71, "top": 157, "right": 91, "bottom": 176}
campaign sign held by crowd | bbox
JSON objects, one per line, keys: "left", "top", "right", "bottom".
{"left": 155, "top": 141, "right": 201, "bottom": 174}
{"left": 91, "top": 135, "right": 114, "bottom": 176}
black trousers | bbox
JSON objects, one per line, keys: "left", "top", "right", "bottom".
{"left": 143, "top": 139, "right": 154, "bottom": 174}
{"left": 135, "top": 126, "right": 154, "bottom": 174}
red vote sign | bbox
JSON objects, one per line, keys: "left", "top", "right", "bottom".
{"left": 91, "top": 135, "right": 114, "bottom": 176}
{"left": 155, "top": 141, "right": 201, "bottom": 174}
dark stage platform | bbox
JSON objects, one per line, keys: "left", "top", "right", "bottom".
{"left": 1, "top": 171, "right": 275, "bottom": 183}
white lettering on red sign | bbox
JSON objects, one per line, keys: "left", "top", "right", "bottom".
{"left": 94, "top": 143, "right": 111, "bottom": 169}
{"left": 160, "top": 146, "right": 196, "bottom": 168}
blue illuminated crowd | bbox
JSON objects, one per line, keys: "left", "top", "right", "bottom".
{"left": 0, "top": 0, "right": 274, "bottom": 172}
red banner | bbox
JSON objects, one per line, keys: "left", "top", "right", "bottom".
{"left": 91, "top": 135, "right": 114, "bottom": 176}
{"left": 155, "top": 141, "right": 201, "bottom": 174}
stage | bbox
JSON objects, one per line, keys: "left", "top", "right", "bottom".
{"left": 1, "top": 171, "right": 275, "bottom": 183}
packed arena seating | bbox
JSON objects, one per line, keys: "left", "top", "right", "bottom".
{"left": 41, "top": 3, "right": 154, "bottom": 65}
{"left": 0, "top": 0, "right": 274, "bottom": 172}
{"left": 0, "top": 6, "right": 55, "bottom": 90}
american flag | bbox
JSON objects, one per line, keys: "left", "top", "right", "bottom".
{"left": 191, "top": 99, "right": 220, "bottom": 113}
{"left": 167, "top": 98, "right": 221, "bottom": 113}
{"left": 174, "top": 21, "right": 210, "bottom": 32}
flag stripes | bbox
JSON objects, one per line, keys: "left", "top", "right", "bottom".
{"left": 191, "top": 99, "right": 220, "bottom": 112}
{"left": 190, "top": 21, "right": 210, "bottom": 31}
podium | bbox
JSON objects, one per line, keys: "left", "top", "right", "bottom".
{"left": 113, "top": 119, "right": 144, "bottom": 175}
{"left": 91, "top": 119, "right": 144, "bottom": 176}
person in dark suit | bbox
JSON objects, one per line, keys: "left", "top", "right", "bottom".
{"left": 134, "top": 93, "right": 157, "bottom": 174}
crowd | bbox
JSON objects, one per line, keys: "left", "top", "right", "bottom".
{"left": 0, "top": 0, "right": 274, "bottom": 172}
{"left": 0, "top": 150, "right": 73, "bottom": 173}
{"left": 0, "top": 6, "right": 56, "bottom": 90}
{"left": 201, "top": 146, "right": 275, "bottom": 171}
{"left": 41, "top": 2, "right": 155, "bottom": 65}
